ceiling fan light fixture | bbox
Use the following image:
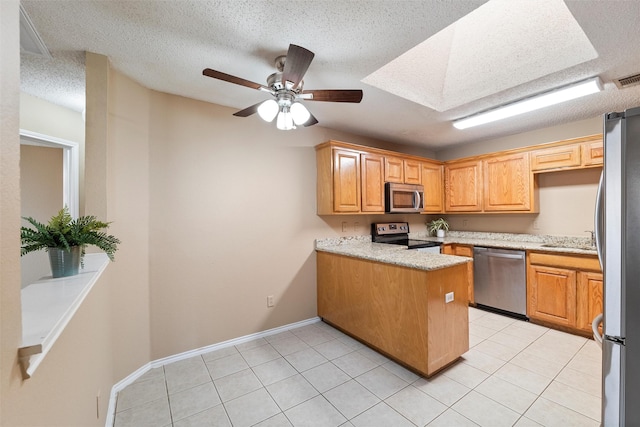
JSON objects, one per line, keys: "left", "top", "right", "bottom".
{"left": 257, "top": 99, "right": 279, "bottom": 122}
{"left": 276, "top": 106, "right": 295, "bottom": 130}
{"left": 453, "top": 76, "right": 603, "bottom": 130}
{"left": 291, "top": 102, "right": 311, "bottom": 125}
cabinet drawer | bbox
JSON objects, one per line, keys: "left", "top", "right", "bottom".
{"left": 531, "top": 144, "right": 582, "bottom": 171}
{"left": 528, "top": 252, "right": 601, "bottom": 272}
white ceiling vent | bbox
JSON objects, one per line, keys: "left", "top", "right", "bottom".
{"left": 20, "top": 4, "right": 52, "bottom": 59}
{"left": 614, "top": 73, "right": 640, "bottom": 89}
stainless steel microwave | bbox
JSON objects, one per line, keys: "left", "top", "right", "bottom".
{"left": 385, "top": 182, "right": 425, "bottom": 213}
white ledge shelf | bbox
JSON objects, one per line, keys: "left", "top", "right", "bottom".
{"left": 19, "top": 253, "right": 110, "bottom": 379}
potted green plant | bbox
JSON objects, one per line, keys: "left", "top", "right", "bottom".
{"left": 427, "top": 218, "right": 449, "bottom": 238}
{"left": 20, "top": 207, "right": 121, "bottom": 278}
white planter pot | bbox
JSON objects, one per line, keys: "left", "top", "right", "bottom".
{"left": 436, "top": 229, "right": 445, "bottom": 238}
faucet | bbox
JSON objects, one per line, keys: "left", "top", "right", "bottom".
{"left": 585, "top": 230, "right": 595, "bottom": 247}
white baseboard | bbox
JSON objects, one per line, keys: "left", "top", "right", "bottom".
{"left": 105, "top": 316, "right": 321, "bottom": 426}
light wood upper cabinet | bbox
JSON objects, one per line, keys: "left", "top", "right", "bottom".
{"left": 361, "top": 153, "right": 385, "bottom": 213}
{"left": 316, "top": 141, "right": 440, "bottom": 215}
{"left": 582, "top": 140, "right": 604, "bottom": 167}
{"left": 332, "top": 148, "right": 361, "bottom": 213}
{"left": 531, "top": 135, "right": 603, "bottom": 172}
{"left": 421, "top": 161, "right": 444, "bottom": 213}
{"left": 530, "top": 144, "right": 582, "bottom": 171}
{"left": 444, "top": 160, "right": 483, "bottom": 212}
{"left": 404, "top": 159, "right": 422, "bottom": 184}
{"left": 385, "top": 156, "right": 422, "bottom": 184}
{"left": 483, "top": 152, "right": 533, "bottom": 212}
{"left": 384, "top": 156, "right": 404, "bottom": 183}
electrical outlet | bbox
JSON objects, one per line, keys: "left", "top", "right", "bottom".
{"left": 462, "top": 220, "right": 468, "bottom": 228}
{"left": 342, "top": 221, "right": 348, "bottom": 232}
{"left": 267, "top": 295, "right": 274, "bottom": 307}
{"left": 533, "top": 220, "right": 540, "bottom": 230}
{"left": 445, "top": 292, "right": 454, "bottom": 303}
{"left": 354, "top": 222, "right": 360, "bottom": 232}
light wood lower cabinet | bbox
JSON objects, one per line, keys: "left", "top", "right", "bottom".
{"left": 527, "top": 265, "right": 577, "bottom": 327}
{"left": 317, "top": 251, "right": 469, "bottom": 377}
{"left": 442, "top": 244, "right": 474, "bottom": 304}
{"left": 527, "top": 252, "right": 602, "bottom": 335}
{"left": 576, "top": 271, "right": 603, "bottom": 333}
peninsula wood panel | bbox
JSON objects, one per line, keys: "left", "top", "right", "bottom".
{"left": 527, "top": 264, "right": 577, "bottom": 327}
{"left": 444, "top": 160, "right": 483, "bottom": 212}
{"left": 442, "top": 244, "right": 474, "bottom": 303}
{"left": 421, "top": 161, "right": 444, "bottom": 213}
{"left": 576, "top": 271, "right": 603, "bottom": 333}
{"left": 317, "top": 252, "right": 469, "bottom": 376}
{"left": 483, "top": 152, "right": 532, "bottom": 211}
{"left": 332, "top": 148, "right": 361, "bottom": 212}
{"left": 361, "top": 153, "right": 385, "bottom": 212}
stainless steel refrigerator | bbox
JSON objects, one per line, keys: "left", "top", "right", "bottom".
{"left": 594, "top": 106, "right": 640, "bottom": 425}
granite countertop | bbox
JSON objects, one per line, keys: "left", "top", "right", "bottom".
{"left": 315, "top": 231, "right": 599, "bottom": 272}
{"left": 408, "top": 231, "right": 598, "bottom": 256}
{"left": 315, "top": 237, "right": 471, "bottom": 271}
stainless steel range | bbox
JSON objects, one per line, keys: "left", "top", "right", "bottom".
{"left": 371, "top": 222, "right": 441, "bottom": 253}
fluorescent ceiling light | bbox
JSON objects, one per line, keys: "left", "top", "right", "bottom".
{"left": 453, "top": 77, "right": 603, "bottom": 130}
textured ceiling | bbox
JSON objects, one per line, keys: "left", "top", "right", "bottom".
{"left": 19, "top": 0, "right": 640, "bottom": 150}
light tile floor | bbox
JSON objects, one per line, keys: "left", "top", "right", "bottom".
{"left": 113, "top": 307, "right": 602, "bottom": 427}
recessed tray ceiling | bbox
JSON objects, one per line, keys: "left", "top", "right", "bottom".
{"left": 362, "top": 0, "right": 598, "bottom": 112}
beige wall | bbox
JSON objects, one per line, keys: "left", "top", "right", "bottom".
{"left": 20, "top": 145, "right": 64, "bottom": 287}
{"left": 19, "top": 92, "right": 86, "bottom": 212}
{"left": 144, "top": 90, "right": 431, "bottom": 358}
{"left": 101, "top": 55, "right": 152, "bottom": 380}
{"left": 1, "top": 9, "right": 116, "bottom": 426}
{"left": 433, "top": 117, "right": 602, "bottom": 237}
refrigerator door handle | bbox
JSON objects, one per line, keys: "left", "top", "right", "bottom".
{"left": 595, "top": 171, "right": 604, "bottom": 269}
{"left": 592, "top": 312, "right": 604, "bottom": 347}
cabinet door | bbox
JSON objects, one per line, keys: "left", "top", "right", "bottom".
{"left": 333, "top": 149, "right": 361, "bottom": 212}
{"left": 530, "top": 144, "right": 581, "bottom": 171}
{"left": 404, "top": 160, "right": 422, "bottom": 184}
{"left": 527, "top": 265, "right": 577, "bottom": 327}
{"left": 582, "top": 140, "right": 604, "bottom": 167}
{"left": 421, "top": 162, "right": 444, "bottom": 213}
{"left": 361, "top": 153, "right": 385, "bottom": 212}
{"left": 453, "top": 245, "right": 474, "bottom": 304}
{"left": 384, "top": 156, "right": 404, "bottom": 183}
{"left": 445, "top": 160, "right": 483, "bottom": 212}
{"left": 484, "top": 152, "right": 532, "bottom": 212}
{"left": 576, "top": 271, "right": 603, "bottom": 333}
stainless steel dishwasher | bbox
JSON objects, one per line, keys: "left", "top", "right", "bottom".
{"left": 473, "top": 247, "right": 527, "bottom": 319}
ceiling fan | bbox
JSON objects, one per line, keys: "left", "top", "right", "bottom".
{"left": 202, "top": 44, "right": 363, "bottom": 130}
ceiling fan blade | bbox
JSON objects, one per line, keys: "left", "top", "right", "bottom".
{"left": 301, "top": 89, "right": 363, "bottom": 103}
{"left": 282, "top": 44, "right": 315, "bottom": 89}
{"left": 232, "top": 102, "right": 263, "bottom": 117}
{"left": 203, "top": 68, "right": 267, "bottom": 91}
{"left": 303, "top": 112, "right": 319, "bottom": 127}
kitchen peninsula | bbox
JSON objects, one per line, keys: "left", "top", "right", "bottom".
{"left": 316, "top": 237, "right": 471, "bottom": 377}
